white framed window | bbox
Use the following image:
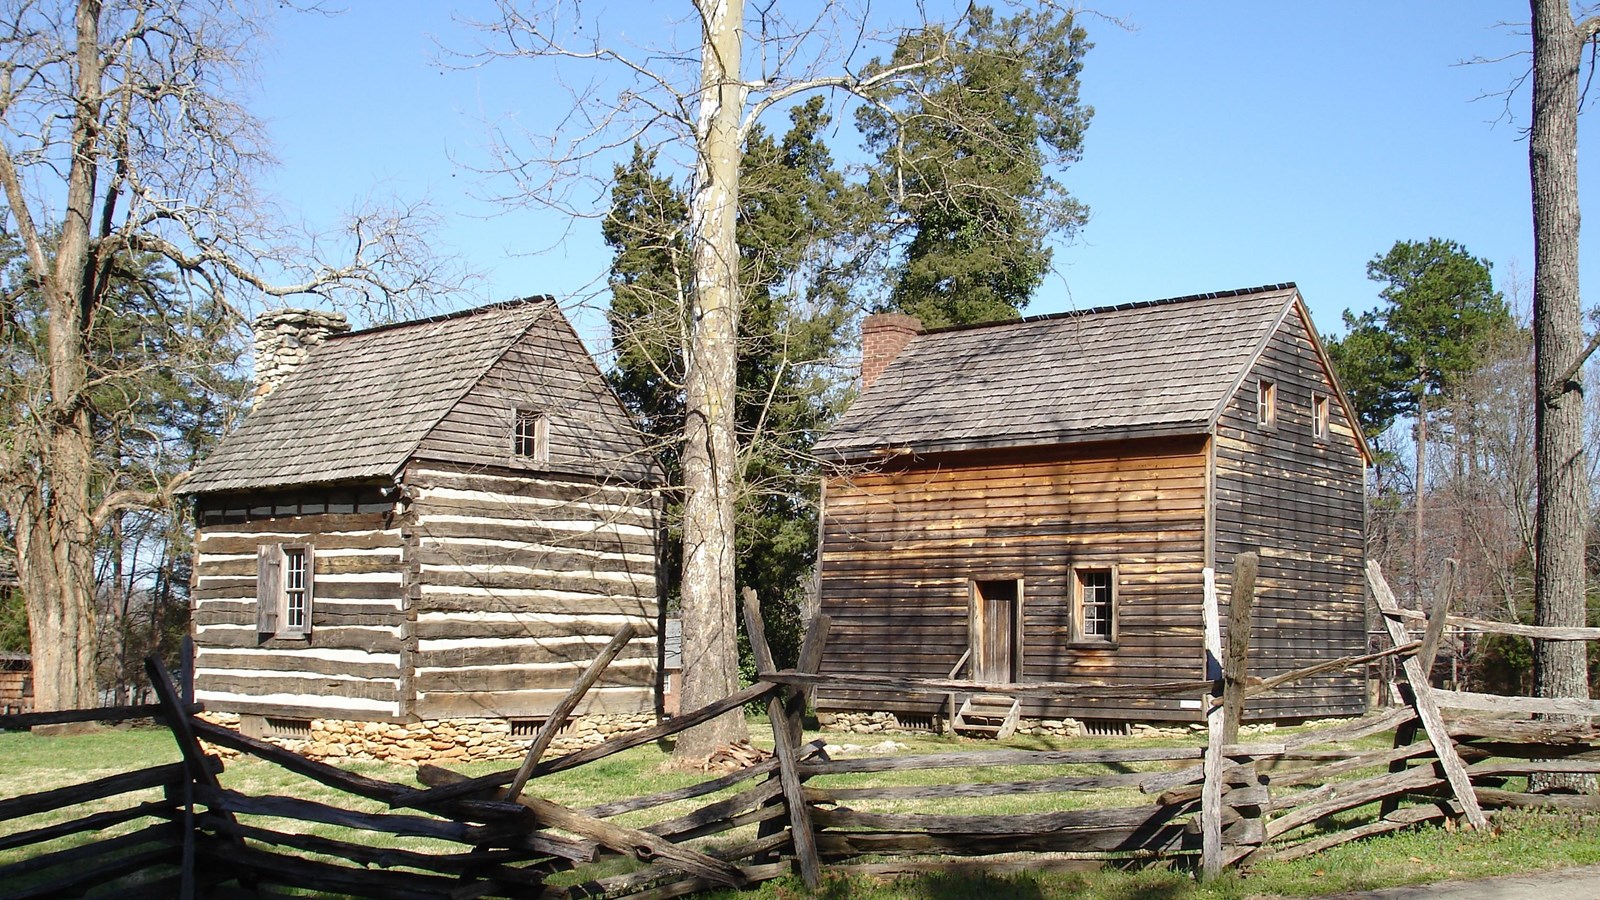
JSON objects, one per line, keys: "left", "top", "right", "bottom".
{"left": 513, "top": 408, "right": 550, "bottom": 463}
{"left": 1256, "top": 379, "right": 1277, "bottom": 428}
{"left": 1312, "top": 392, "right": 1330, "bottom": 441}
{"left": 1071, "top": 566, "right": 1118, "bottom": 645}
{"left": 257, "top": 543, "right": 313, "bottom": 638}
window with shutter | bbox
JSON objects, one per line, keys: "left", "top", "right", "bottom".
{"left": 280, "top": 546, "right": 313, "bottom": 638}
{"left": 256, "top": 543, "right": 313, "bottom": 639}
{"left": 256, "top": 545, "right": 283, "bottom": 636}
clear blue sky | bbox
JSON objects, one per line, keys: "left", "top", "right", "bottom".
{"left": 253, "top": 2, "right": 1586, "bottom": 348}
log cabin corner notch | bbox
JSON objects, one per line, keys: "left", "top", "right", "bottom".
{"left": 815, "top": 284, "right": 1371, "bottom": 728}
{"left": 178, "top": 298, "right": 664, "bottom": 749}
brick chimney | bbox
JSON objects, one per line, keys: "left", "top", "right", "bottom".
{"left": 860, "top": 312, "right": 922, "bottom": 391}
{"left": 252, "top": 308, "right": 351, "bottom": 400}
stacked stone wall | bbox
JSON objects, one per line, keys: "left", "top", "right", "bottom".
{"left": 200, "top": 711, "right": 655, "bottom": 764}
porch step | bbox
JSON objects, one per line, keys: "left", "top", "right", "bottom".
{"left": 953, "top": 694, "right": 1020, "bottom": 740}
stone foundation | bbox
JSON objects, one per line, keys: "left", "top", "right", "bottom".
{"left": 198, "top": 711, "right": 657, "bottom": 764}
{"left": 817, "top": 711, "right": 1283, "bottom": 740}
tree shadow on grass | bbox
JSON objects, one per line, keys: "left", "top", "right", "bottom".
{"left": 808, "top": 864, "right": 1206, "bottom": 900}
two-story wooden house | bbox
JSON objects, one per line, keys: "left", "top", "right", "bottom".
{"left": 813, "top": 284, "right": 1369, "bottom": 729}
{"left": 179, "top": 299, "right": 662, "bottom": 753}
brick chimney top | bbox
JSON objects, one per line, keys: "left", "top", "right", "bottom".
{"left": 861, "top": 312, "right": 922, "bottom": 391}
{"left": 252, "top": 308, "right": 351, "bottom": 400}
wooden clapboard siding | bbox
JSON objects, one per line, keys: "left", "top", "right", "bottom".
{"left": 410, "top": 312, "right": 657, "bottom": 485}
{"left": 1212, "top": 302, "right": 1367, "bottom": 720}
{"left": 399, "top": 464, "right": 661, "bottom": 718}
{"left": 817, "top": 437, "right": 1209, "bottom": 721}
{"left": 191, "top": 512, "right": 408, "bottom": 718}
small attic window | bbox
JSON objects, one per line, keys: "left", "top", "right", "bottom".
{"left": 513, "top": 409, "right": 549, "bottom": 463}
{"left": 1312, "top": 393, "right": 1330, "bottom": 441}
{"left": 1256, "top": 379, "right": 1277, "bottom": 429}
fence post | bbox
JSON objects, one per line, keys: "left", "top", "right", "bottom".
{"left": 1368, "top": 563, "right": 1488, "bottom": 830}
{"left": 1201, "top": 567, "right": 1225, "bottom": 878}
{"left": 180, "top": 635, "right": 194, "bottom": 709}
{"left": 741, "top": 588, "right": 823, "bottom": 889}
{"left": 1222, "top": 552, "right": 1257, "bottom": 743}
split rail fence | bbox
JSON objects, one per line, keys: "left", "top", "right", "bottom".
{"left": 5, "top": 555, "right": 1600, "bottom": 897}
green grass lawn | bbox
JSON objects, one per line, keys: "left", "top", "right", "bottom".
{"left": 3, "top": 717, "right": 1599, "bottom": 899}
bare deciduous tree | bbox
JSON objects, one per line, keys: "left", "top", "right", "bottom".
{"left": 464, "top": 0, "right": 965, "bottom": 759}
{"left": 0, "top": 0, "right": 456, "bottom": 710}
{"left": 1528, "top": 0, "right": 1598, "bottom": 790}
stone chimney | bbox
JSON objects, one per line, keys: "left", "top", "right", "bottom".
{"left": 860, "top": 312, "right": 923, "bottom": 391}
{"left": 252, "top": 308, "right": 351, "bottom": 400}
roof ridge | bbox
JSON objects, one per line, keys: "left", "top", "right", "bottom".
{"left": 391, "top": 303, "right": 556, "bottom": 471}
{"left": 916, "top": 283, "right": 1298, "bottom": 337}
{"left": 333, "top": 295, "right": 555, "bottom": 340}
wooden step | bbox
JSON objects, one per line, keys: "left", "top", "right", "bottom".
{"left": 953, "top": 695, "right": 1021, "bottom": 740}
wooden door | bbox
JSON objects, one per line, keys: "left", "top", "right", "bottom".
{"left": 972, "top": 580, "right": 1020, "bottom": 684}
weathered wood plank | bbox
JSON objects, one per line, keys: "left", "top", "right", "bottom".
{"left": 0, "top": 762, "right": 186, "bottom": 822}
{"left": 0, "top": 831, "right": 178, "bottom": 898}
{"left": 418, "top": 766, "right": 746, "bottom": 888}
{"left": 814, "top": 826, "right": 1192, "bottom": 858}
{"left": 1265, "top": 763, "right": 1444, "bottom": 840}
{"left": 1201, "top": 565, "right": 1226, "bottom": 878}
{"left": 200, "top": 814, "right": 547, "bottom": 886}
{"left": 1262, "top": 802, "right": 1457, "bottom": 864}
{"left": 1389, "top": 607, "right": 1600, "bottom": 642}
{"left": 505, "top": 623, "right": 637, "bottom": 800}
{"left": 809, "top": 771, "right": 1153, "bottom": 803}
{"left": 0, "top": 703, "right": 174, "bottom": 730}
{"left": 1369, "top": 562, "right": 1488, "bottom": 831}
{"left": 805, "top": 743, "right": 1281, "bottom": 777}
{"left": 577, "top": 751, "right": 801, "bottom": 819}
{"left": 392, "top": 681, "right": 779, "bottom": 809}
{"left": 1222, "top": 552, "right": 1257, "bottom": 742}
{"left": 190, "top": 718, "right": 527, "bottom": 823}
{"left": 1433, "top": 689, "right": 1600, "bottom": 717}
{"left": 742, "top": 587, "right": 822, "bottom": 890}
{"left": 0, "top": 801, "right": 176, "bottom": 854}
{"left": 771, "top": 670, "right": 1214, "bottom": 701}
{"left": 811, "top": 802, "right": 1193, "bottom": 836}
{"left": 196, "top": 785, "right": 497, "bottom": 844}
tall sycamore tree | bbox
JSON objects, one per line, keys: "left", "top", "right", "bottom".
{"left": 472, "top": 1, "right": 1093, "bottom": 759}
{"left": 1527, "top": 0, "right": 1599, "bottom": 789}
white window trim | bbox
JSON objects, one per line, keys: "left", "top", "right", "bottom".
{"left": 1070, "top": 565, "right": 1119, "bottom": 646}
{"left": 1311, "top": 392, "right": 1330, "bottom": 441}
{"left": 257, "top": 542, "right": 314, "bottom": 639}
{"left": 1256, "top": 379, "right": 1277, "bottom": 429}
{"left": 513, "top": 407, "right": 550, "bottom": 464}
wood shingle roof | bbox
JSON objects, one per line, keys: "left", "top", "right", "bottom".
{"left": 815, "top": 284, "right": 1303, "bottom": 459}
{"left": 182, "top": 298, "right": 651, "bottom": 494}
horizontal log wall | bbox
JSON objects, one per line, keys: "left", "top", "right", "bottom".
{"left": 1212, "top": 302, "right": 1367, "bottom": 720}
{"left": 401, "top": 464, "right": 659, "bottom": 719}
{"left": 192, "top": 510, "right": 407, "bottom": 720}
{"left": 817, "top": 437, "right": 1209, "bottom": 721}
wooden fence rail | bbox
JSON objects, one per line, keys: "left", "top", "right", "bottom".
{"left": 4, "top": 559, "right": 1599, "bottom": 896}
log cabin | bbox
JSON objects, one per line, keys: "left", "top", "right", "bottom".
{"left": 178, "top": 299, "right": 662, "bottom": 754}
{"left": 813, "top": 284, "right": 1370, "bottom": 732}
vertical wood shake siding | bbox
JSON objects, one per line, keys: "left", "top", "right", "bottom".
{"left": 400, "top": 465, "right": 659, "bottom": 719}
{"left": 817, "top": 437, "right": 1209, "bottom": 722}
{"left": 412, "top": 312, "right": 657, "bottom": 485}
{"left": 1212, "top": 304, "right": 1367, "bottom": 720}
{"left": 191, "top": 508, "right": 408, "bottom": 719}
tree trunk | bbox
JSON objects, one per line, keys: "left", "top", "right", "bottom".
{"left": 15, "top": 0, "right": 105, "bottom": 711}
{"left": 675, "top": 0, "right": 749, "bottom": 761}
{"left": 1528, "top": 0, "right": 1593, "bottom": 793}
{"left": 1413, "top": 386, "right": 1427, "bottom": 605}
